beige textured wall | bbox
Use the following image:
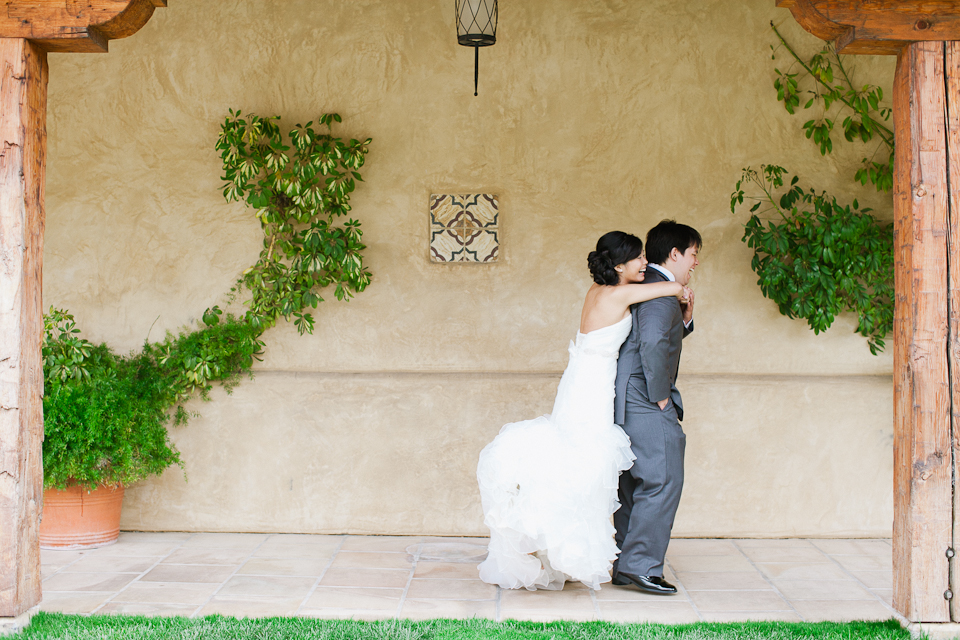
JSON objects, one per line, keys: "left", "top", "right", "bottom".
{"left": 44, "top": 0, "right": 897, "bottom": 537}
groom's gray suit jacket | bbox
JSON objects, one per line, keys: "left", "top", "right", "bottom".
{"left": 614, "top": 267, "right": 692, "bottom": 424}
{"left": 612, "top": 266, "right": 693, "bottom": 578}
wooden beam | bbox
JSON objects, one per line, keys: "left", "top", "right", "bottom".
{"left": 776, "top": 0, "right": 848, "bottom": 42}
{"left": 0, "top": 37, "right": 46, "bottom": 620}
{"left": 0, "top": 0, "right": 166, "bottom": 53}
{"left": 893, "top": 40, "right": 954, "bottom": 623}
{"left": 777, "top": 0, "right": 960, "bottom": 54}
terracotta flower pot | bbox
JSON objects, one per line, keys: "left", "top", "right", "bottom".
{"left": 39, "top": 484, "right": 124, "bottom": 549}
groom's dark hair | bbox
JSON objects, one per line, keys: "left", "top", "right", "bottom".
{"left": 645, "top": 220, "right": 702, "bottom": 266}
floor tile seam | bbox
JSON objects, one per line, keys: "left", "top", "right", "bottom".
{"left": 407, "top": 593, "right": 500, "bottom": 601}
{"left": 694, "top": 608, "right": 801, "bottom": 613}
{"left": 815, "top": 541, "right": 907, "bottom": 625}
{"left": 767, "top": 578, "right": 872, "bottom": 583}
{"left": 45, "top": 570, "right": 144, "bottom": 582}
{"left": 730, "top": 539, "right": 806, "bottom": 622}
{"left": 249, "top": 553, "right": 339, "bottom": 558}
{"left": 395, "top": 541, "right": 423, "bottom": 620}
{"left": 153, "top": 560, "right": 246, "bottom": 573}
{"left": 190, "top": 533, "right": 271, "bottom": 618}
{"left": 41, "top": 550, "right": 90, "bottom": 578}
{"left": 330, "top": 565, "right": 414, "bottom": 571}
{"left": 402, "top": 598, "right": 498, "bottom": 603}
{"left": 40, "top": 589, "right": 122, "bottom": 596}
{"left": 86, "top": 532, "right": 195, "bottom": 615}
{"left": 200, "top": 593, "right": 315, "bottom": 601}
{"left": 233, "top": 573, "right": 336, "bottom": 578}
{"left": 674, "top": 568, "right": 787, "bottom": 572}
{"left": 309, "top": 585, "right": 408, "bottom": 591}
{"left": 410, "top": 576, "right": 491, "bottom": 580}
{"left": 775, "top": 596, "right": 896, "bottom": 602}
{"left": 683, "top": 588, "right": 794, "bottom": 592}
{"left": 665, "top": 556, "right": 704, "bottom": 621}
{"left": 57, "top": 566, "right": 164, "bottom": 575}
{"left": 57, "top": 554, "right": 166, "bottom": 562}
{"left": 110, "top": 593, "right": 219, "bottom": 606}
{"left": 327, "top": 566, "right": 411, "bottom": 571}
{"left": 594, "top": 598, "right": 701, "bottom": 603}
{"left": 293, "top": 535, "right": 348, "bottom": 617}
{"left": 137, "top": 579, "right": 239, "bottom": 585}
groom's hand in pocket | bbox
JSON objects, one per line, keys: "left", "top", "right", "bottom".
{"left": 658, "top": 398, "right": 670, "bottom": 411}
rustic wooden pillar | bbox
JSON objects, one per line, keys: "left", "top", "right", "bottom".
{"left": 893, "top": 40, "right": 957, "bottom": 623}
{"left": 0, "top": 38, "right": 47, "bottom": 621}
{"left": 776, "top": 0, "right": 960, "bottom": 625}
{"left": 948, "top": 41, "right": 960, "bottom": 625}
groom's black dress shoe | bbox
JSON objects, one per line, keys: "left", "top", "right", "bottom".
{"left": 611, "top": 573, "right": 678, "bottom": 595}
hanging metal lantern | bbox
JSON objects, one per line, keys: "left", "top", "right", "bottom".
{"left": 455, "top": 0, "right": 498, "bottom": 96}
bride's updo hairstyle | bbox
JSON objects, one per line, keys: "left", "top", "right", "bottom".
{"left": 587, "top": 231, "right": 643, "bottom": 286}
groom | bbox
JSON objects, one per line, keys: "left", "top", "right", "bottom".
{"left": 612, "top": 219, "right": 701, "bottom": 595}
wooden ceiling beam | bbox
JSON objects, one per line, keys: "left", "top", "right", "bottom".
{"left": 777, "top": 0, "right": 960, "bottom": 54}
{"left": 0, "top": 0, "right": 166, "bottom": 53}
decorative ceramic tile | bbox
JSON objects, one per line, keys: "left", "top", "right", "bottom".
{"left": 430, "top": 194, "right": 499, "bottom": 263}
{"left": 430, "top": 228, "right": 463, "bottom": 262}
{"left": 461, "top": 228, "right": 498, "bottom": 262}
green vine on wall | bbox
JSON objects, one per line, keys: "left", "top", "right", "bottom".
{"left": 771, "top": 22, "right": 894, "bottom": 192}
{"left": 43, "top": 112, "right": 374, "bottom": 490}
{"left": 730, "top": 25, "right": 896, "bottom": 354}
{"left": 731, "top": 165, "right": 893, "bottom": 355}
{"left": 217, "top": 111, "right": 372, "bottom": 335}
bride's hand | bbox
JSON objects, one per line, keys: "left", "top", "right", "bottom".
{"left": 672, "top": 283, "right": 685, "bottom": 299}
{"left": 680, "top": 287, "right": 695, "bottom": 324}
{"left": 678, "top": 286, "right": 692, "bottom": 304}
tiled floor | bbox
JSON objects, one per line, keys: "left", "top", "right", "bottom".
{"left": 38, "top": 533, "right": 897, "bottom": 623}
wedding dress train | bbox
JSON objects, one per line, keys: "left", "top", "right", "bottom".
{"left": 476, "top": 315, "right": 635, "bottom": 590}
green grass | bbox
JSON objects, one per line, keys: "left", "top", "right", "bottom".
{"left": 9, "top": 613, "right": 911, "bottom": 640}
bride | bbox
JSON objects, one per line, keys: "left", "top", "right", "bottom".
{"left": 476, "top": 231, "right": 688, "bottom": 591}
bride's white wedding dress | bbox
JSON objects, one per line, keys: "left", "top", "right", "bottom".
{"left": 476, "top": 315, "right": 635, "bottom": 590}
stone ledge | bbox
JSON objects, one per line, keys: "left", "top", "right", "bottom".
{"left": 910, "top": 622, "right": 960, "bottom": 639}
{"left": 0, "top": 605, "right": 38, "bottom": 637}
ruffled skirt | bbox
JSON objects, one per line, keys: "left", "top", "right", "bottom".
{"left": 476, "top": 414, "right": 635, "bottom": 590}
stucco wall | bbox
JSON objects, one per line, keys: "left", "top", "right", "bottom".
{"left": 44, "top": 0, "right": 897, "bottom": 537}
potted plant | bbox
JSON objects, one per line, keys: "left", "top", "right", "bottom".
{"left": 39, "top": 308, "right": 259, "bottom": 548}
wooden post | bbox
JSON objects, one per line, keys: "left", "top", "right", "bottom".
{"left": 0, "top": 38, "right": 47, "bottom": 621}
{"left": 777, "top": 1, "right": 960, "bottom": 623}
{"left": 0, "top": 2, "right": 164, "bottom": 625}
{"left": 893, "top": 40, "right": 956, "bottom": 623}
{"left": 948, "top": 40, "right": 960, "bottom": 624}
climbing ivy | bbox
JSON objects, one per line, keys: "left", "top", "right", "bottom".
{"left": 42, "top": 112, "right": 375, "bottom": 489}
{"left": 217, "top": 111, "right": 373, "bottom": 335}
{"left": 731, "top": 165, "right": 893, "bottom": 354}
{"left": 770, "top": 22, "right": 894, "bottom": 193}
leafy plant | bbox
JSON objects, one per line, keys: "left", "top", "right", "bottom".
{"left": 42, "top": 112, "right": 375, "bottom": 490}
{"left": 42, "top": 309, "right": 260, "bottom": 490}
{"left": 217, "top": 111, "right": 373, "bottom": 335}
{"left": 43, "top": 324, "right": 181, "bottom": 490}
{"left": 43, "top": 308, "right": 99, "bottom": 383}
{"left": 771, "top": 22, "right": 894, "bottom": 192}
{"left": 731, "top": 166, "right": 893, "bottom": 354}
{"left": 142, "top": 308, "right": 263, "bottom": 416}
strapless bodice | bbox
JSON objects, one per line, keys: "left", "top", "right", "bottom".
{"left": 573, "top": 315, "right": 632, "bottom": 357}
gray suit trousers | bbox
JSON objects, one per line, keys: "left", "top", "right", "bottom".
{"left": 613, "top": 378, "right": 686, "bottom": 577}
